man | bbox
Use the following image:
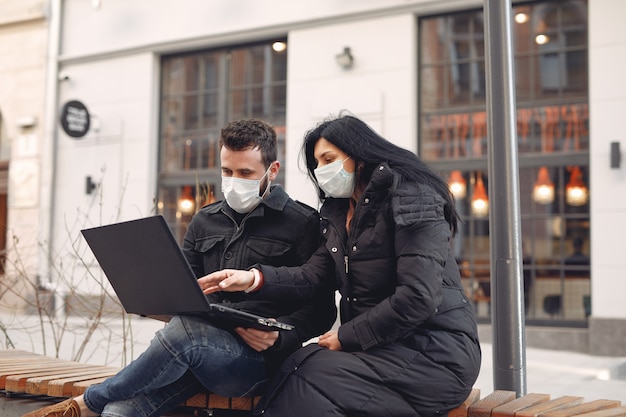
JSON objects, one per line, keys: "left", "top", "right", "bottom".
{"left": 24, "top": 119, "right": 336, "bottom": 417}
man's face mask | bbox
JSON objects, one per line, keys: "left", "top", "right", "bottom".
{"left": 222, "top": 165, "right": 271, "bottom": 214}
{"left": 314, "top": 158, "right": 354, "bottom": 198}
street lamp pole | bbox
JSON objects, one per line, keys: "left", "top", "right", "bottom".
{"left": 483, "top": 0, "right": 527, "bottom": 396}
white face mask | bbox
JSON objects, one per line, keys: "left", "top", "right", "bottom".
{"left": 222, "top": 166, "right": 271, "bottom": 214}
{"left": 314, "top": 158, "right": 354, "bottom": 198}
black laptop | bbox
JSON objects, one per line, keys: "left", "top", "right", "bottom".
{"left": 81, "top": 215, "right": 293, "bottom": 331}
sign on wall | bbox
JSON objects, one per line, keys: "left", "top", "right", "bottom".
{"left": 60, "top": 100, "right": 90, "bottom": 138}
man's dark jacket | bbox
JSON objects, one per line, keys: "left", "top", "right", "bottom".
{"left": 182, "top": 185, "right": 337, "bottom": 371}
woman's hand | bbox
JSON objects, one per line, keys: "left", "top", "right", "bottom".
{"left": 318, "top": 330, "right": 342, "bottom": 351}
{"left": 235, "top": 327, "right": 279, "bottom": 352}
{"left": 198, "top": 269, "right": 254, "bottom": 294}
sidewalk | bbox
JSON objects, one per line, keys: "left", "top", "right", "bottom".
{"left": 3, "top": 313, "right": 626, "bottom": 404}
{"left": 476, "top": 343, "right": 626, "bottom": 403}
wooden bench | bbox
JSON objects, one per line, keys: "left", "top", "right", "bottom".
{"left": 0, "top": 349, "right": 258, "bottom": 416}
{"left": 1, "top": 349, "right": 624, "bottom": 417}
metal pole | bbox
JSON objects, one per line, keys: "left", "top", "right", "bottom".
{"left": 483, "top": 0, "right": 527, "bottom": 396}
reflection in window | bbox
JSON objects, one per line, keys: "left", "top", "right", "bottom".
{"left": 445, "top": 165, "right": 590, "bottom": 323}
{"left": 421, "top": 1, "right": 589, "bottom": 324}
{"left": 158, "top": 41, "right": 288, "bottom": 239}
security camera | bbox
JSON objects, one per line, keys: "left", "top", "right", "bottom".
{"left": 58, "top": 72, "right": 70, "bottom": 82}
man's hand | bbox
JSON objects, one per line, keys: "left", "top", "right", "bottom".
{"left": 318, "top": 330, "right": 342, "bottom": 351}
{"left": 198, "top": 269, "right": 254, "bottom": 294}
{"left": 235, "top": 327, "right": 279, "bottom": 352}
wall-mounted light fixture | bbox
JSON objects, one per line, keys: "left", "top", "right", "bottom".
{"left": 85, "top": 176, "right": 98, "bottom": 195}
{"left": 335, "top": 47, "right": 354, "bottom": 70}
{"left": 16, "top": 116, "right": 37, "bottom": 129}
{"left": 610, "top": 141, "right": 621, "bottom": 169}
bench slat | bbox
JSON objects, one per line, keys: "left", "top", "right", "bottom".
{"left": 575, "top": 406, "right": 626, "bottom": 417}
{"left": 516, "top": 396, "right": 585, "bottom": 417}
{"left": 469, "top": 390, "right": 517, "bottom": 417}
{"left": 492, "top": 393, "right": 552, "bottom": 417}
{"left": 539, "top": 400, "right": 622, "bottom": 417}
{"left": 71, "top": 377, "right": 111, "bottom": 397}
{"left": 47, "top": 371, "right": 121, "bottom": 397}
{"left": 5, "top": 364, "right": 112, "bottom": 392}
{"left": 25, "top": 368, "right": 119, "bottom": 395}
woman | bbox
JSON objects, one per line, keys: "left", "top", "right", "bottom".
{"left": 202, "top": 114, "right": 481, "bottom": 417}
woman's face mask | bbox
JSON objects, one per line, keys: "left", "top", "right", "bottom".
{"left": 314, "top": 158, "right": 354, "bottom": 198}
{"left": 222, "top": 166, "right": 271, "bottom": 214}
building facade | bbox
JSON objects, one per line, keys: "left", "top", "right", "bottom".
{"left": 0, "top": 0, "right": 624, "bottom": 355}
{"left": 0, "top": 0, "right": 50, "bottom": 311}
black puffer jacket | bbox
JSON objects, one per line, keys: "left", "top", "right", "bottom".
{"left": 253, "top": 164, "right": 481, "bottom": 417}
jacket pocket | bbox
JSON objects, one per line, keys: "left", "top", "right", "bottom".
{"left": 194, "top": 235, "right": 225, "bottom": 253}
{"left": 246, "top": 237, "right": 292, "bottom": 257}
{"left": 426, "top": 286, "right": 476, "bottom": 334}
{"left": 435, "top": 286, "right": 470, "bottom": 315}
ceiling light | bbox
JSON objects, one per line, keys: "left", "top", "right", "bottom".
{"left": 272, "top": 42, "right": 286, "bottom": 52}
{"left": 514, "top": 13, "right": 529, "bottom": 24}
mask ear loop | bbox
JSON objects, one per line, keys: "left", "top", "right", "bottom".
{"left": 259, "top": 163, "right": 274, "bottom": 198}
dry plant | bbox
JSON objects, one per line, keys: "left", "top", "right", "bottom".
{"left": 0, "top": 169, "right": 160, "bottom": 367}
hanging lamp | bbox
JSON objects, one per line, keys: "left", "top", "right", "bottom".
{"left": 448, "top": 170, "right": 467, "bottom": 199}
{"left": 565, "top": 166, "right": 588, "bottom": 206}
{"left": 471, "top": 172, "right": 489, "bottom": 217}
{"left": 532, "top": 166, "right": 555, "bottom": 204}
{"left": 177, "top": 185, "right": 196, "bottom": 215}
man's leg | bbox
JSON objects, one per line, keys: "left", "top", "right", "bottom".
{"left": 84, "top": 315, "right": 267, "bottom": 416}
{"left": 100, "top": 371, "right": 201, "bottom": 417}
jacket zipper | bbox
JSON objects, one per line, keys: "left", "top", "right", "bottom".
{"left": 221, "top": 209, "right": 252, "bottom": 269}
{"left": 344, "top": 193, "right": 366, "bottom": 275}
{"left": 327, "top": 219, "right": 349, "bottom": 274}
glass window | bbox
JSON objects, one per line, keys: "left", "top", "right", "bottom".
{"left": 158, "top": 41, "right": 288, "bottom": 239}
{"left": 421, "top": 1, "right": 589, "bottom": 324}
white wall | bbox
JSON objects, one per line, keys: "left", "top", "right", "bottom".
{"left": 588, "top": 0, "right": 626, "bottom": 319}
{"left": 60, "top": 0, "right": 448, "bottom": 58}
{"left": 284, "top": 14, "right": 417, "bottom": 207}
{"left": 54, "top": 53, "right": 158, "bottom": 291}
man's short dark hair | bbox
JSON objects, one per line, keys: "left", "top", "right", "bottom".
{"left": 219, "top": 119, "right": 278, "bottom": 167}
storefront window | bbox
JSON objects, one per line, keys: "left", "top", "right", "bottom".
{"left": 158, "top": 41, "right": 287, "bottom": 240}
{"left": 420, "top": 0, "right": 589, "bottom": 324}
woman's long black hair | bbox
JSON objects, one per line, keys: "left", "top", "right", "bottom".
{"left": 300, "top": 114, "right": 459, "bottom": 235}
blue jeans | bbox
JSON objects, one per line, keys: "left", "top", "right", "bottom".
{"left": 83, "top": 315, "right": 267, "bottom": 417}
